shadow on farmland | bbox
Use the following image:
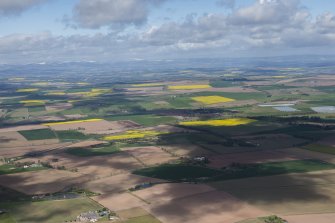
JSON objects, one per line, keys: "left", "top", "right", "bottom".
{"left": 145, "top": 170, "right": 335, "bottom": 221}
{"left": 1, "top": 125, "right": 335, "bottom": 221}
{"left": 0, "top": 136, "right": 16, "bottom": 143}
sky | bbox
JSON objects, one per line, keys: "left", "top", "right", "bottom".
{"left": 0, "top": 0, "right": 335, "bottom": 64}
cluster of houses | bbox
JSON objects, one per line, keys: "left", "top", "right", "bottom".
{"left": 23, "top": 163, "right": 43, "bottom": 169}
{"left": 76, "top": 209, "right": 115, "bottom": 222}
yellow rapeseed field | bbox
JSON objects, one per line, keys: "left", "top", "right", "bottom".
{"left": 179, "top": 118, "right": 255, "bottom": 127}
{"left": 16, "top": 88, "right": 39, "bottom": 93}
{"left": 103, "top": 130, "right": 165, "bottom": 141}
{"left": 168, "top": 84, "right": 211, "bottom": 90}
{"left": 20, "top": 100, "right": 46, "bottom": 105}
{"left": 77, "top": 82, "right": 90, "bottom": 85}
{"left": 132, "top": 83, "right": 165, "bottom": 87}
{"left": 69, "top": 88, "right": 111, "bottom": 97}
{"left": 192, "top": 96, "right": 235, "bottom": 104}
{"left": 43, "top": 118, "right": 103, "bottom": 126}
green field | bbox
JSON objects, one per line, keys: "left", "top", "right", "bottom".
{"left": 213, "top": 160, "right": 335, "bottom": 181}
{"left": 189, "top": 91, "right": 268, "bottom": 101}
{"left": 133, "top": 164, "right": 222, "bottom": 181}
{"left": 123, "top": 215, "right": 161, "bottom": 223}
{"left": 106, "top": 114, "right": 177, "bottom": 127}
{"left": 0, "top": 164, "right": 47, "bottom": 175}
{"left": 66, "top": 144, "right": 121, "bottom": 156}
{"left": 0, "top": 198, "right": 103, "bottom": 223}
{"left": 134, "top": 160, "right": 334, "bottom": 182}
{"left": 18, "top": 128, "right": 57, "bottom": 141}
{"left": 303, "top": 144, "right": 335, "bottom": 155}
{"left": 55, "top": 130, "right": 90, "bottom": 141}
{"left": 0, "top": 213, "right": 16, "bottom": 223}
{"left": 27, "top": 106, "right": 46, "bottom": 113}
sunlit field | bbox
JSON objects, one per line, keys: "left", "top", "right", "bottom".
{"left": 43, "top": 118, "right": 103, "bottom": 126}
{"left": 9, "top": 77, "right": 25, "bottom": 81}
{"left": 46, "top": 91, "right": 66, "bottom": 96}
{"left": 76, "top": 82, "right": 90, "bottom": 85}
{"left": 16, "top": 88, "right": 39, "bottom": 93}
{"left": 68, "top": 88, "right": 111, "bottom": 97}
{"left": 31, "top": 82, "right": 49, "bottom": 86}
{"left": 179, "top": 118, "right": 255, "bottom": 127}
{"left": 168, "top": 84, "right": 211, "bottom": 90}
{"left": 20, "top": 100, "right": 46, "bottom": 106}
{"left": 132, "top": 83, "right": 165, "bottom": 87}
{"left": 103, "top": 130, "right": 166, "bottom": 141}
{"left": 192, "top": 96, "right": 235, "bottom": 104}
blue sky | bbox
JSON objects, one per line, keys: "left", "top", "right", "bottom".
{"left": 3, "top": 0, "right": 335, "bottom": 36}
{"left": 0, "top": 0, "right": 335, "bottom": 64}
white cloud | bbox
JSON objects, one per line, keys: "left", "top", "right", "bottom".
{"left": 69, "top": 0, "right": 166, "bottom": 29}
{"left": 1, "top": 0, "right": 335, "bottom": 64}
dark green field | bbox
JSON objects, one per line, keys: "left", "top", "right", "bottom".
{"left": 55, "top": 130, "right": 90, "bottom": 141}
{"left": 133, "top": 164, "right": 222, "bottom": 181}
{"left": 134, "top": 160, "right": 335, "bottom": 182}
{"left": 18, "top": 128, "right": 57, "bottom": 141}
{"left": 213, "top": 159, "right": 335, "bottom": 181}
{"left": 27, "top": 106, "right": 46, "bottom": 113}
{"left": 66, "top": 144, "right": 121, "bottom": 156}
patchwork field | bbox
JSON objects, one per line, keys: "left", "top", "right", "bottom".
{"left": 0, "top": 169, "right": 89, "bottom": 195}
{"left": 211, "top": 169, "right": 335, "bottom": 215}
{"left": 92, "top": 192, "right": 147, "bottom": 211}
{"left": 45, "top": 119, "right": 140, "bottom": 134}
{"left": 0, "top": 65, "right": 334, "bottom": 223}
{"left": 142, "top": 190, "right": 268, "bottom": 223}
{"left": 0, "top": 197, "right": 103, "bottom": 223}
{"left": 122, "top": 146, "right": 176, "bottom": 166}
{"left": 83, "top": 173, "right": 164, "bottom": 194}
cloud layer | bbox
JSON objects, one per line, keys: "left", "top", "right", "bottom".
{"left": 1, "top": 0, "right": 335, "bottom": 64}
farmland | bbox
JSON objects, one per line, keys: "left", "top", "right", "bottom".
{"left": 192, "top": 95, "right": 235, "bottom": 104}
{"left": 179, "top": 118, "right": 255, "bottom": 127}
{"left": 0, "top": 198, "right": 103, "bottom": 223}
{"left": 103, "top": 130, "right": 167, "bottom": 141}
{"left": 0, "top": 63, "right": 334, "bottom": 223}
{"left": 168, "top": 84, "right": 211, "bottom": 90}
{"left": 18, "top": 128, "right": 57, "bottom": 140}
